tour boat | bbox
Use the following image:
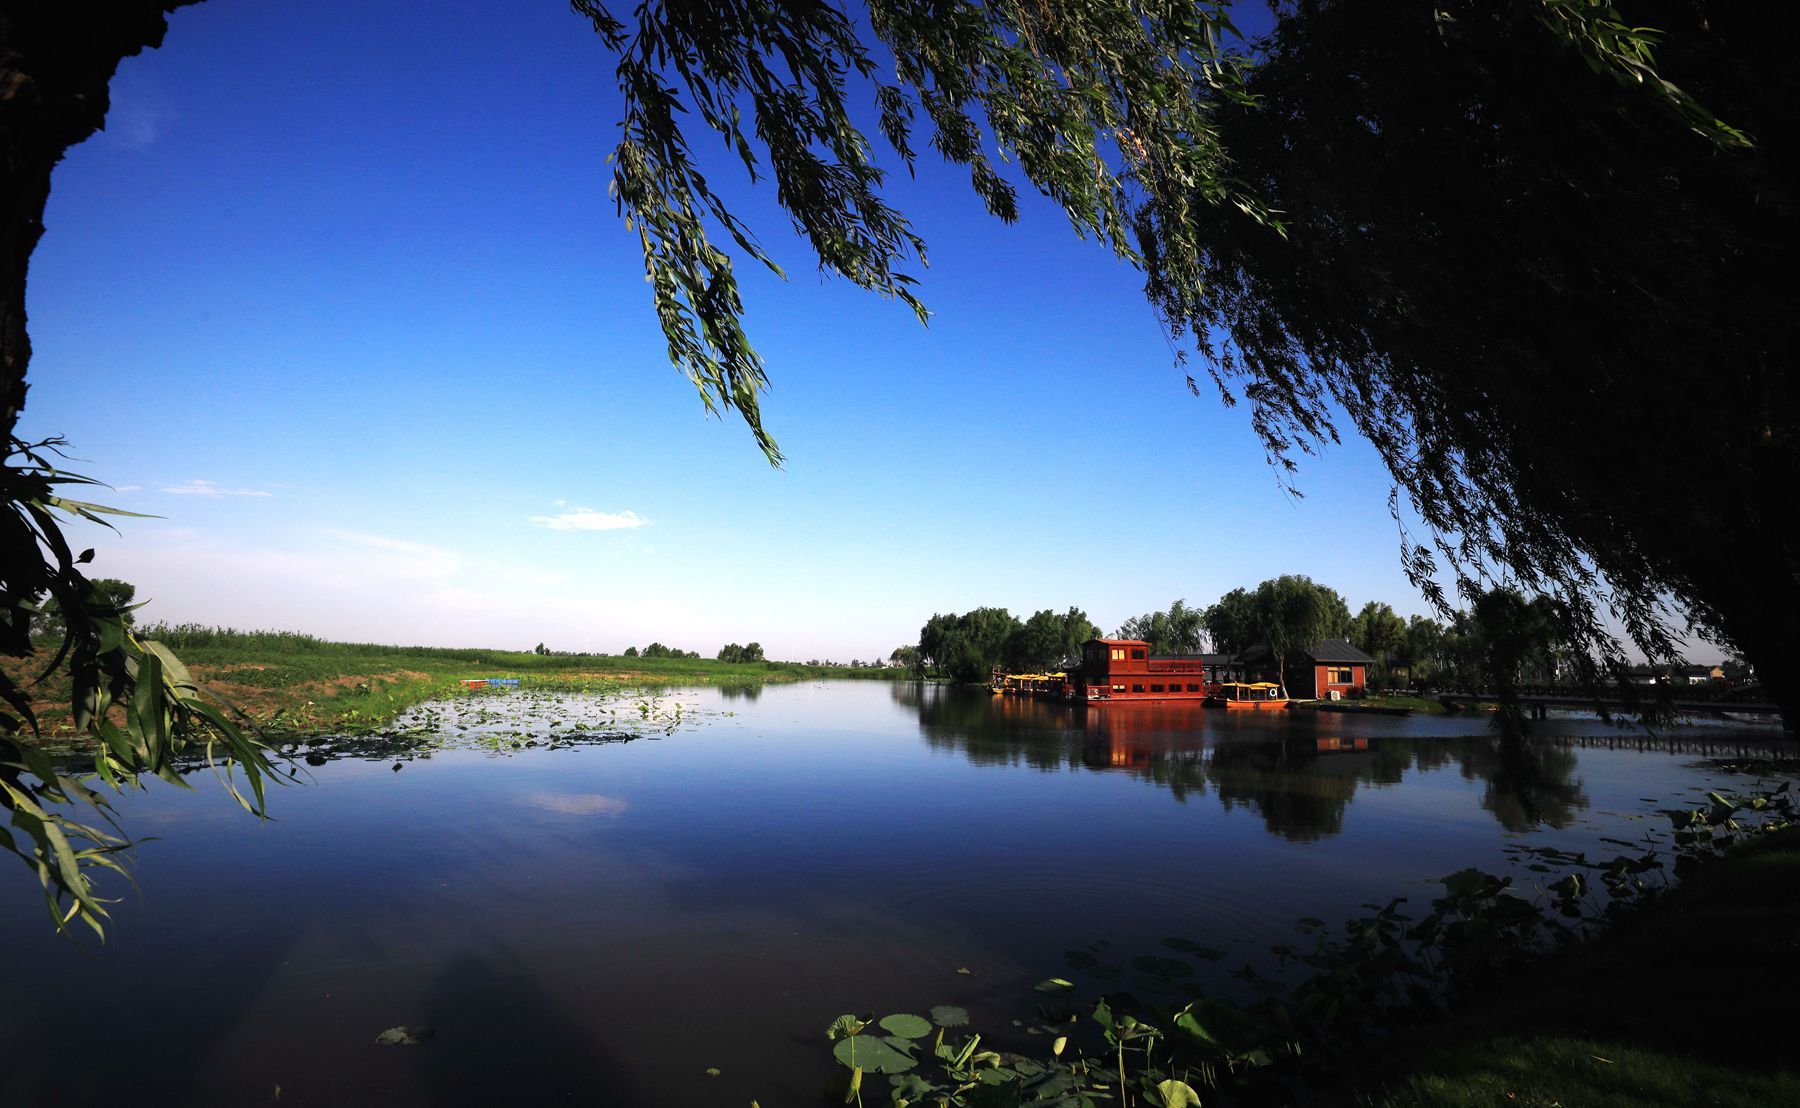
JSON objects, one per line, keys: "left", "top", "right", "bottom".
{"left": 1204, "top": 681, "right": 1290, "bottom": 710}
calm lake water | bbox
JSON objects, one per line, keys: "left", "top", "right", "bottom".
{"left": 1, "top": 681, "right": 1790, "bottom": 1105}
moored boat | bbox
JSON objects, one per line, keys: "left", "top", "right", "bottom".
{"left": 1204, "top": 681, "right": 1290, "bottom": 710}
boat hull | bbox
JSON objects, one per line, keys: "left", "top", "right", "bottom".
{"left": 1204, "top": 697, "right": 1290, "bottom": 711}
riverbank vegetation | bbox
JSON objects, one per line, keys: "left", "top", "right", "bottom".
{"left": 824, "top": 781, "right": 1799, "bottom": 1106}
{"left": 4, "top": 623, "right": 903, "bottom": 740}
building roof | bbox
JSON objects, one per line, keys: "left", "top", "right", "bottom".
{"left": 1237, "top": 639, "right": 1377, "bottom": 665}
{"left": 1305, "top": 639, "right": 1378, "bottom": 664}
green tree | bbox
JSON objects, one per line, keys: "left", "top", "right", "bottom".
{"left": 1250, "top": 575, "right": 1352, "bottom": 696}
{"left": 1116, "top": 599, "right": 1204, "bottom": 655}
{"left": 916, "top": 608, "right": 1022, "bottom": 683}
{"left": 1349, "top": 601, "right": 1408, "bottom": 690}
{"left": 1397, "top": 615, "right": 1447, "bottom": 689}
{"left": 916, "top": 613, "right": 960, "bottom": 678}
{"left": 1007, "top": 609, "right": 1069, "bottom": 672}
{"left": 1203, "top": 588, "right": 1257, "bottom": 655}
{"left": 887, "top": 644, "right": 921, "bottom": 673}
{"left": 622, "top": 646, "right": 640, "bottom": 658}
{"left": 1057, "top": 607, "right": 1101, "bottom": 664}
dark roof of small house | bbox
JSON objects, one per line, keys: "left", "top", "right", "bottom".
{"left": 1237, "top": 639, "right": 1375, "bottom": 665}
{"left": 1305, "top": 639, "right": 1377, "bottom": 664}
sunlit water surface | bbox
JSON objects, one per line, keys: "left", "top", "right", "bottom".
{"left": 1, "top": 681, "right": 1789, "bottom": 1105}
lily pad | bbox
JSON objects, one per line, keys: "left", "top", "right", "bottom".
{"left": 1157, "top": 1078, "right": 1202, "bottom": 1107}
{"left": 832, "top": 1034, "right": 917, "bottom": 1074}
{"left": 1131, "top": 955, "right": 1196, "bottom": 978}
{"left": 826, "top": 1014, "right": 868, "bottom": 1041}
{"left": 1033, "top": 977, "right": 1075, "bottom": 993}
{"left": 889, "top": 1073, "right": 941, "bottom": 1099}
{"left": 1160, "top": 938, "right": 1226, "bottom": 960}
{"left": 929, "top": 1005, "right": 970, "bottom": 1028}
{"left": 374, "top": 1025, "right": 434, "bottom": 1046}
{"left": 878, "top": 1013, "right": 933, "bottom": 1039}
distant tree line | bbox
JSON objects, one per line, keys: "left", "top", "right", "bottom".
{"left": 622, "top": 642, "right": 701, "bottom": 659}
{"left": 715, "top": 642, "right": 765, "bottom": 664}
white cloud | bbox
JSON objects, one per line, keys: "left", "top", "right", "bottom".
{"left": 104, "top": 71, "right": 175, "bottom": 152}
{"left": 523, "top": 793, "right": 629, "bottom": 818}
{"left": 529, "top": 507, "right": 650, "bottom": 532}
{"left": 158, "top": 479, "right": 271, "bottom": 498}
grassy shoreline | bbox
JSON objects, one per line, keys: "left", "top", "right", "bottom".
{"left": 1353, "top": 826, "right": 1800, "bottom": 1106}
{"left": 7, "top": 627, "right": 906, "bottom": 740}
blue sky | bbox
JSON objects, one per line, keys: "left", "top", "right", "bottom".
{"left": 23, "top": 0, "right": 1433, "bottom": 661}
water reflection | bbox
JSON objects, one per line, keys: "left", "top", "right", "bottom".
{"left": 1460, "top": 738, "right": 1586, "bottom": 831}
{"left": 909, "top": 684, "right": 1588, "bottom": 840}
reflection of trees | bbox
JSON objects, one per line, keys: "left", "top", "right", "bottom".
{"left": 915, "top": 686, "right": 1087, "bottom": 771}
{"left": 717, "top": 683, "right": 763, "bottom": 702}
{"left": 1206, "top": 740, "right": 1358, "bottom": 841}
{"left": 910, "top": 688, "right": 1589, "bottom": 840}
{"left": 1456, "top": 736, "right": 1588, "bottom": 831}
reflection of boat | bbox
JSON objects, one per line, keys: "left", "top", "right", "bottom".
{"left": 1205, "top": 682, "right": 1290, "bottom": 710}
{"left": 989, "top": 672, "right": 1067, "bottom": 696}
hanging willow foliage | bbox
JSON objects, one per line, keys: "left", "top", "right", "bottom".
{"left": 578, "top": 0, "right": 1781, "bottom": 722}
{"left": 1, "top": 437, "right": 276, "bottom": 935}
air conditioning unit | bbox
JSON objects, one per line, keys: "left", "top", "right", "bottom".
{"left": 1328, "top": 690, "right": 1342, "bottom": 701}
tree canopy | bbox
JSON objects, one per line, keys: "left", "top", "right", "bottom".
{"left": 1158, "top": 1, "right": 1793, "bottom": 721}
{"left": 1245, "top": 575, "right": 1351, "bottom": 694}
{"left": 1115, "top": 599, "right": 1205, "bottom": 655}
{"left": 716, "top": 641, "right": 766, "bottom": 664}
{"left": 917, "top": 605, "right": 1098, "bottom": 681}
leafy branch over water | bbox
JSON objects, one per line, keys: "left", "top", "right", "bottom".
{"left": 2, "top": 438, "right": 276, "bottom": 937}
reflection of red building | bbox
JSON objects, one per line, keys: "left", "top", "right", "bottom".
{"left": 1068, "top": 638, "right": 1242, "bottom": 703}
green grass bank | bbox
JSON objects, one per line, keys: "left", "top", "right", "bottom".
{"left": 1350, "top": 827, "right": 1800, "bottom": 1107}
{"left": 8, "top": 625, "right": 906, "bottom": 737}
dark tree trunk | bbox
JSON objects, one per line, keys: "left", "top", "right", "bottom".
{"left": 1699, "top": 551, "right": 1800, "bottom": 734}
{"left": 1, "top": 1, "right": 191, "bottom": 442}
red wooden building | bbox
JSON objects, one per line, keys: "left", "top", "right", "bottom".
{"left": 1068, "top": 638, "right": 1242, "bottom": 703}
